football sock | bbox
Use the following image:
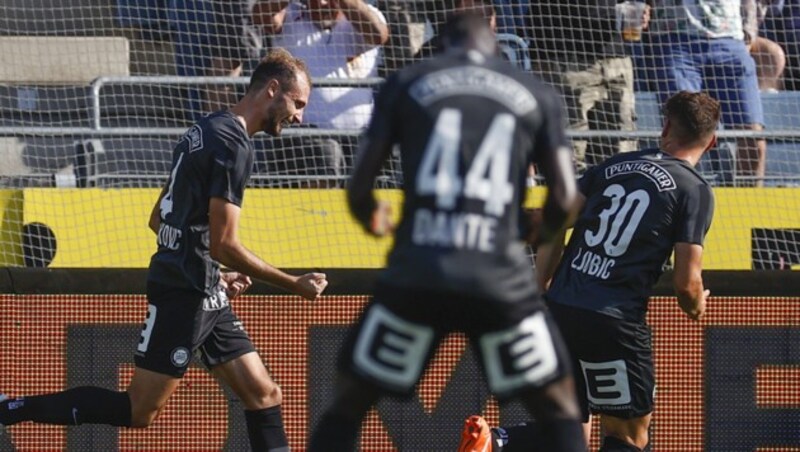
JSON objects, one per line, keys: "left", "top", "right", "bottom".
{"left": 307, "top": 411, "right": 362, "bottom": 452}
{"left": 493, "top": 423, "right": 539, "bottom": 452}
{"left": 0, "top": 386, "right": 131, "bottom": 427}
{"left": 536, "top": 419, "right": 586, "bottom": 452}
{"left": 245, "top": 406, "right": 290, "bottom": 452}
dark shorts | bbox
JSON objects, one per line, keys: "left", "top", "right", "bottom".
{"left": 548, "top": 302, "right": 655, "bottom": 421}
{"left": 135, "top": 281, "right": 256, "bottom": 378}
{"left": 341, "top": 283, "right": 572, "bottom": 401}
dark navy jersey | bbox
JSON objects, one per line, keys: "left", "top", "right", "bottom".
{"left": 148, "top": 110, "right": 254, "bottom": 295}
{"left": 360, "top": 50, "right": 570, "bottom": 303}
{"left": 546, "top": 149, "right": 714, "bottom": 321}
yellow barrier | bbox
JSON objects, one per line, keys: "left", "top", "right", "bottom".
{"left": 22, "top": 189, "right": 401, "bottom": 268}
{"left": 15, "top": 188, "right": 800, "bottom": 270}
{"left": 0, "top": 190, "right": 22, "bottom": 266}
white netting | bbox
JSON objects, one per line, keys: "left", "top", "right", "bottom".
{"left": 0, "top": 1, "right": 799, "bottom": 270}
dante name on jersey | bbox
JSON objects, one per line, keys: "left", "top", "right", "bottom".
{"left": 406, "top": 64, "right": 539, "bottom": 253}
{"left": 412, "top": 210, "right": 498, "bottom": 252}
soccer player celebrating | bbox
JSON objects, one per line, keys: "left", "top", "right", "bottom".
{"left": 0, "top": 49, "right": 327, "bottom": 452}
{"left": 466, "top": 90, "right": 720, "bottom": 452}
{"left": 308, "top": 12, "right": 586, "bottom": 452}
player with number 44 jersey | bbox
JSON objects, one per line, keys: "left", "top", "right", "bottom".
{"left": 309, "top": 13, "right": 587, "bottom": 452}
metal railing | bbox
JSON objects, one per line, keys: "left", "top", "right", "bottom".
{"left": 2, "top": 75, "right": 800, "bottom": 188}
{"left": 0, "top": 75, "right": 797, "bottom": 139}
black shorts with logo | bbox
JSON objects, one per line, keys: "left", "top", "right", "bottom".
{"left": 547, "top": 302, "right": 655, "bottom": 421}
{"left": 134, "top": 281, "right": 256, "bottom": 378}
{"left": 340, "top": 283, "right": 572, "bottom": 401}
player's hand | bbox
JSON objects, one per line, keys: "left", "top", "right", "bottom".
{"left": 685, "top": 289, "right": 709, "bottom": 321}
{"left": 221, "top": 272, "right": 252, "bottom": 299}
{"left": 369, "top": 201, "right": 395, "bottom": 237}
{"left": 295, "top": 272, "right": 328, "bottom": 301}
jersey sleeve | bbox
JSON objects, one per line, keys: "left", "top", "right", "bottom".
{"left": 364, "top": 71, "right": 402, "bottom": 146}
{"left": 209, "top": 139, "right": 252, "bottom": 207}
{"left": 675, "top": 183, "right": 715, "bottom": 245}
{"left": 577, "top": 164, "right": 599, "bottom": 196}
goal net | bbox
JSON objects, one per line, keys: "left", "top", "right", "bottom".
{"left": 0, "top": 2, "right": 799, "bottom": 267}
{"left": 1, "top": 1, "right": 800, "bottom": 451}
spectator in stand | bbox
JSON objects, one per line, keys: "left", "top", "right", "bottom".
{"left": 528, "top": 1, "right": 649, "bottom": 170}
{"left": 169, "top": 0, "right": 265, "bottom": 117}
{"left": 761, "top": 0, "right": 800, "bottom": 88}
{"left": 751, "top": 0, "right": 787, "bottom": 91}
{"left": 648, "top": 0, "right": 767, "bottom": 186}
{"left": 783, "top": 0, "right": 800, "bottom": 88}
{"left": 252, "top": 0, "right": 389, "bottom": 187}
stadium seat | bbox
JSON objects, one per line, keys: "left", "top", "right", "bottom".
{"left": 497, "top": 33, "right": 531, "bottom": 72}
{"left": 74, "top": 138, "right": 174, "bottom": 188}
{"left": 0, "top": 37, "right": 129, "bottom": 84}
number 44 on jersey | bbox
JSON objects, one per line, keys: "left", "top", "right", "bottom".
{"left": 412, "top": 108, "right": 516, "bottom": 253}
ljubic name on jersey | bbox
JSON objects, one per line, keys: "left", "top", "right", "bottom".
{"left": 410, "top": 108, "right": 516, "bottom": 253}
{"left": 570, "top": 247, "right": 615, "bottom": 280}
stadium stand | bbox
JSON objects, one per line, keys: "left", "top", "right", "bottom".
{"left": 0, "top": 35, "right": 130, "bottom": 187}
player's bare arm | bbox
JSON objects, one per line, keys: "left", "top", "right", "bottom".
{"left": 535, "top": 146, "right": 580, "bottom": 245}
{"left": 148, "top": 186, "right": 168, "bottom": 234}
{"left": 534, "top": 228, "right": 566, "bottom": 291}
{"left": 673, "top": 242, "right": 709, "bottom": 321}
{"left": 336, "top": 0, "right": 389, "bottom": 46}
{"left": 347, "top": 137, "right": 394, "bottom": 236}
{"left": 208, "top": 197, "right": 327, "bottom": 300}
{"left": 532, "top": 190, "right": 584, "bottom": 289}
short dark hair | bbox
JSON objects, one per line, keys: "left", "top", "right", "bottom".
{"left": 663, "top": 91, "right": 721, "bottom": 145}
{"left": 440, "top": 11, "right": 495, "bottom": 49}
{"left": 247, "top": 48, "right": 311, "bottom": 94}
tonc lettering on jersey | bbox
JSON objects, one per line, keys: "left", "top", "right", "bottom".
{"left": 157, "top": 223, "right": 182, "bottom": 251}
{"left": 570, "top": 247, "right": 615, "bottom": 280}
{"left": 412, "top": 209, "right": 498, "bottom": 252}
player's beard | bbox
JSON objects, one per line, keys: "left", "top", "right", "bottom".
{"left": 263, "top": 117, "right": 281, "bottom": 136}
{"left": 263, "top": 109, "right": 288, "bottom": 136}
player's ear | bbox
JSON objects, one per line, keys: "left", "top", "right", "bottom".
{"left": 266, "top": 79, "right": 281, "bottom": 99}
{"left": 704, "top": 134, "right": 717, "bottom": 153}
